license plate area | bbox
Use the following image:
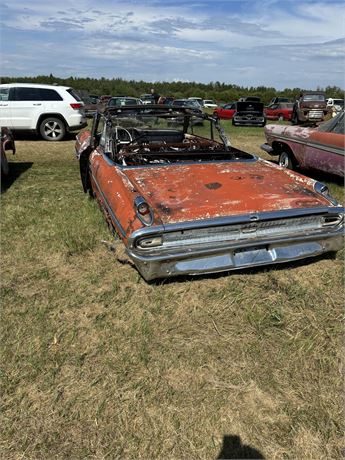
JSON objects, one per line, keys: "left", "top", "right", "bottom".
{"left": 233, "top": 245, "right": 272, "bottom": 266}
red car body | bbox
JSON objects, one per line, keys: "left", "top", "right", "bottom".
{"left": 261, "top": 111, "right": 344, "bottom": 177}
{"left": 213, "top": 103, "right": 236, "bottom": 119}
{"left": 75, "top": 105, "right": 344, "bottom": 281}
{"left": 265, "top": 103, "right": 294, "bottom": 121}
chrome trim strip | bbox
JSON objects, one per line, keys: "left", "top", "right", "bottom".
{"left": 128, "top": 206, "right": 344, "bottom": 245}
{"left": 90, "top": 172, "right": 127, "bottom": 237}
{"left": 271, "top": 134, "right": 344, "bottom": 156}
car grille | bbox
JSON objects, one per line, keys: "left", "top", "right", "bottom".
{"left": 152, "top": 214, "right": 342, "bottom": 251}
{"left": 308, "top": 109, "right": 324, "bottom": 118}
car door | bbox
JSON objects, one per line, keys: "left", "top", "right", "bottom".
{"left": 265, "top": 104, "right": 278, "bottom": 119}
{"left": 10, "top": 87, "right": 43, "bottom": 129}
{"left": 0, "top": 87, "right": 12, "bottom": 127}
{"left": 303, "top": 113, "right": 345, "bottom": 176}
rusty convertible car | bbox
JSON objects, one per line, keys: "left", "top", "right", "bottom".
{"left": 75, "top": 105, "right": 344, "bottom": 281}
{"left": 261, "top": 111, "right": 344, "bottom": 177}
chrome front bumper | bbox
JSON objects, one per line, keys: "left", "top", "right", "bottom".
{"left": 127, "top": 231, "right": 343, "bottom": 281}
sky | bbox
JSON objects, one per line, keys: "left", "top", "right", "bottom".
{"left": 1, "top": 0, "right": 344, "bottom": 89}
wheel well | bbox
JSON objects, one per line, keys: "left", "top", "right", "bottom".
{"left": 271, "top": 141, "right": 297, "bottom": 165}
{"left": 36, "top": 114, "right": 67, "bottom": 132}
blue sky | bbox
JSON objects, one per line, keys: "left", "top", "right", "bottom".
{"left": 1, "top": 0, "right": 344, "bottom": 89}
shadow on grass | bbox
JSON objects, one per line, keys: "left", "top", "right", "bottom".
{"left": 217, "top": 435, "right": 265, "bottom": 459}
{"left": 150, "top": 251, "right": 338, "bottom": 286}
{"left": 1, "top": 161, "right": 33, "bottom": 193}
{"left": 11, "top": 131, "right": 77, "bottom": 142}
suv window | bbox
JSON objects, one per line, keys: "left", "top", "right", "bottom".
{"left": 12, "top": 87, "right": 41, "bottom": 101}
{"left": 67, "top": 88, "right": 82, "bottom": 102}
{"left": 0, "top": 88, "right": 9, "bottom": 101}
{"left": 40, "top": 89, "right": 63, "bottom": 101}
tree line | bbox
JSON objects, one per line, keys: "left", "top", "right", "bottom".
{"left": 1, "top": 75, "right": 343, "bottom": 104}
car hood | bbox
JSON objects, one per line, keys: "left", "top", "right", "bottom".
{"left": 124, "top": 160, "right": 330, "bottom": 225}
{"left": 236, "top": 102, "right": 264, "bottom": 113}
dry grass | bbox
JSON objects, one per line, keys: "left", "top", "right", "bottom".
{"left": 1, "top": 124, "right": 344, "bottom": 459}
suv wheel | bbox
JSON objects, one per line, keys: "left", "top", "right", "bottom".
{"left": 40, "top": 117, "right": 66, "bottom": 141}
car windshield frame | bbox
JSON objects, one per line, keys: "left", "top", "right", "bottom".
{"left": 91, "top": 105, "right": 256, "bottom": 168}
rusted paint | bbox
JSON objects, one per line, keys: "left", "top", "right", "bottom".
{"left": 264, "top": 120, "right": 344, "bottom": 177}
{"left": 124, "top": 160, "right": 331, "bottom": 224}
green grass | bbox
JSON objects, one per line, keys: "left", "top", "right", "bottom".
{"left": 1, "top": 126, "right": 344, "bottom": 459}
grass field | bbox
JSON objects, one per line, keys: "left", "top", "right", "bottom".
{"left": 1, "top": 122, "right": 344, "bottom": 459}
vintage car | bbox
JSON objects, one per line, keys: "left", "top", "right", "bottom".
{"left": 232, "top": 101, "right": 266, "bottom": 127}
{"left": 269, "top": 97, "right": 291, "bottom": 105}
{"left": 291, "top": 91, "right": 329, "bottom": 125}
{"left": 213, "top": 102, "right": 236, "bottom": 119}
{"left": 75, "top": 105, "right": 343, "bottom": 281}
{"left": 107, "top": 97, "right": 143, "bottom": 108}
{"left": 1, "top": 127, "right": 15, "bottom": 176}
{"left": 261, "top": 111, "right": 344, "bottom": 177}
{"left": 203, "top": 100, "right": 218, "bottom": 109}
{"left": 265, "top": 102, "right": 294, "bottom": 121}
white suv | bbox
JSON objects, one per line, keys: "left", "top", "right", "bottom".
{"left": 0, "top": 83, "right": 87, "bottom": 141}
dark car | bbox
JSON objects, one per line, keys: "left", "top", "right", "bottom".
{"left": 75, "top": 104, "right": 343, "bottom": 281}
{"left": 261, "top": 110, "right": 345, "bottom": 177}
{"left": 83, "top": 95, "right": 101, "bottom": 117}
{"left": 232, "top": 102, "right": 266, "bottom": 127}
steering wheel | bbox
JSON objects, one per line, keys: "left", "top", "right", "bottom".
{"left": 116, "top": 127, "right": 132, "bottom": 143}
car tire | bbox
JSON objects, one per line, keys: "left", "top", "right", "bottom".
{"left": 40, "top": 117, "right": 66, "bottom": 141}
{"left": 278, "top": 114, "right": 284, "bottom": 121}
{"left": 278, "top": 151, "right": 294, "bottom": 169}
{"left": 1, "top": 151, "right": 9, "bottom": 176}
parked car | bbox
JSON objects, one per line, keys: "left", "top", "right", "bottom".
{"left": 107, "top": 97, "right": 143, "bottom": 108}
{"left": 0, "top": 83, "right": 87, "bottom": 141}
{"left": 238, "top": 96, "right": 261, "bottom": 102}
{"left": 265, "top": 102, "right": 294, "bottom": 121}
{"left": 232, "top": 101, "right": 266, "bottom": 126}
{"left": 140, "top": 94, "right": 155, "bottom": 105}
{"left": 169, "top": 99, "right": 203, "bottom": 125}
{"left": 74, "top": 104, "right": 343, "bottom": 281}
{"left": 203, "top": 99, "right": 218, "bottom": 109}
{"left": 261, "top": 111, "right": 344, "bottom": 177}
{"left": 269, "top": 97, "right": 291, "bottom": 105}
{"left": 1, "top": 127, "right": 15, "bottom": 176}
{"left": 213, "top": 102, "right": 236, "bottom": 119}
{"left": 158, "top": 96, "right": 174, "bottom": 105}
{"left": 82, "top": 95, "right": 101, "bottom": 117}
{"left": 326, "top": 98, "right": 344, "bottom": 117}
{"left": 291, "top": 91, "right": 329, "bottom": 125}
{"left": 188, "top": 97, "right": 204, "bottom": 107}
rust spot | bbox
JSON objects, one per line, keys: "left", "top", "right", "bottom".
{"left": 205, "top": 182, "right": 222, "bottom": 190}
{"left": 156, "top": 203, "right": 172, "bottom": 214}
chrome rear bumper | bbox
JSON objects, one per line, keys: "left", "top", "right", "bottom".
{"left": 127, "top": 232, "right": 343, "bottom": 281}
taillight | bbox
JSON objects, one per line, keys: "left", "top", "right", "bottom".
{"left": 70, "top": 103, "right": 83, "bottom": 110}
{"left": 134, "top": 196, "right": 154, "bottom": 226}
